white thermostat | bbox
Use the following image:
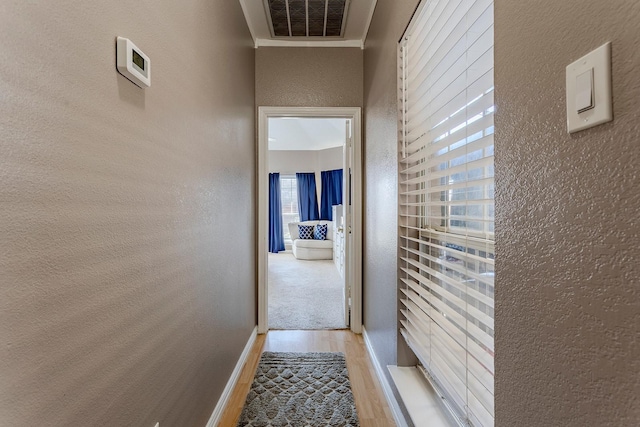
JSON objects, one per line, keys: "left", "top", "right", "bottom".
{"left": 116, "top": 37, "right": 150, "bottom": 88}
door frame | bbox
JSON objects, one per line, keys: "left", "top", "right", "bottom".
{"left": 257, "top": 106, "right": 363, "bottom": 334}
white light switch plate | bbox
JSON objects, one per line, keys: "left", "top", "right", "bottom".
{"left": 566, "top": 42, "right": 612, "bottom": 133}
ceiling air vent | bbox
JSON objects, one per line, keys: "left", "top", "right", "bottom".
{"left": 265, "top": 0, "right": 349, "bottom": 38}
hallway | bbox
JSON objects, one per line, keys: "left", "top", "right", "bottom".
{"left": 218, "top": 330, "right": 395, "bottom": 426}
{"left": 2, "top": 0, "right": 639, "bottom": 426}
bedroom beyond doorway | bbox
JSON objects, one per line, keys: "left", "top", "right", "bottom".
{"left": 257, "top": 107, "right": 363, "bottom": 334}
{"left": 266, "top": 116, "right": 347, "bottom": 330}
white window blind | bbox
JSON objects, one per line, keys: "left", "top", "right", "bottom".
{"left": 398, "top": 0, "right": 495, "bottom": 426}
{"left": 280, "top": 175, "right": 300, "bottom": 244}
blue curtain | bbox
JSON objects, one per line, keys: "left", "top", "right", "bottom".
{"left": 269, "top": 173, "right": 285, "bottom": 253}
{"left": 320, "top": 169, "right": 343, "bottom": 220}
{"left": 296, "top": 172, "right": 320, "bottom": 222}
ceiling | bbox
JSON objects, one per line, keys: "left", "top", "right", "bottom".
{"left": 268, "top": 118, "right": 347, "bottom": 150}
{"left": 240, "top": 0, "right": 377, "bottom": 48}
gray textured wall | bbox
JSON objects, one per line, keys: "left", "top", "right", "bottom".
{"left": 362, "top": 0, "right": 420, "bottom": 393}
{"left": 0, "top": 1, "right": 256, "bottom": 426}
{"left": 495, "top": 1, "right": 640, "bottom": 425}
{"left": 256, "top": 47, "right": 363, "bottom": 107}
{"left": 366, "top": 0, "right": 640, "bottom": 425}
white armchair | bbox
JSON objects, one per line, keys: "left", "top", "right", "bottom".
{"left": 287, "top": 220, "right": 333, "bottom": 260}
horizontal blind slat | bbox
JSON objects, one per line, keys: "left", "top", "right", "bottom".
{"left": 404, "top": 89, "right": 494, "bottom": 156}
{"left": 400, "top": 257, "right": 495, "bottom": 320}
{"left": 401, "top": 157, "right": 493, "bottom": 184}
{"left": 403, "top": 110, "right": 494, "bottom": 163}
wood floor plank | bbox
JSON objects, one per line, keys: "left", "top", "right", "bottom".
{"left": 217, "top": 334, "right": 266, "bottom": 426}
{"left": 217, "top": 330, "right": 396, "bottom": 427}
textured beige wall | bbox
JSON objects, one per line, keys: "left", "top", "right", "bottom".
{"left": 362, "top": 0, "right": 420, "bottom": 394}
{"left": 256, "top": 47, "right": 363, "bottom": 107}
{"left": 0, "top": 2, "right": 255, "bottom": 426}
{"left": 495, "top": 1, "right": 640, "bottom": 425}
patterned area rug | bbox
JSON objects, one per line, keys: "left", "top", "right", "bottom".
{"left": 237, "top": 352, "right": 360, "bottom": 426}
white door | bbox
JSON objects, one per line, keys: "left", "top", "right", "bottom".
{"left": 343, "top": 120, "right": 352, "bottom": 327}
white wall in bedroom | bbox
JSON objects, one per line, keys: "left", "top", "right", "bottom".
{"left": 268, "top": 147, "right": 343, "bottom": 199}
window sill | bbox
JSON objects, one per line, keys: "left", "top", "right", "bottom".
{"left": 388, "top": 366, "right": 454, "bottom": 427}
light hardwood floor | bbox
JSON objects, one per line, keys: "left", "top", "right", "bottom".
{"left": 218, "top": 330, "right": 397, "bottom": 427}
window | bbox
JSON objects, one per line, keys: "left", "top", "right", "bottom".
{"left": 398, "top": 0, "right": 495, "bottom": 426}
{"left": 280, "top": 175, "right": 299, "bottom": 245}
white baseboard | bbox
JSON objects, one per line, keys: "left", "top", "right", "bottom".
{"left": 362, "top": 327, "right": 409, "bottom": 427}
{"left": 206, "top": 326, "right": 258, "bottom": 427}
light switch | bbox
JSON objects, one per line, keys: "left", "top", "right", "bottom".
{"left": 566, "top": 42, "right": 613, "bottom": 133}
{"left": 575, "top": 68, "right": 594, "bottom": 113}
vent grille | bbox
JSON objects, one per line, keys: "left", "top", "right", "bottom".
{"left": 266, "top": 0, "right": 348, "bottom": 38}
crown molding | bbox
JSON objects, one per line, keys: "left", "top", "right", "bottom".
{"left": 362, "top": 0, "right": 378, "bottom": 48}
{"left": 255, "top": 38, "right": 364, "bottom": 49}
{"left": 238, "top": 0, "right": 258, "bottom": 47}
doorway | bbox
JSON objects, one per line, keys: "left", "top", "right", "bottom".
{"left": 258, "top": 107, "right": 362, "bottom": 334}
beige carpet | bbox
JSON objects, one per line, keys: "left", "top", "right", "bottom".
{"left": 268, "top": 253, "right": 345, "bottom": 330}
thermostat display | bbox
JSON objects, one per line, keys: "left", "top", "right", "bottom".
{"left": 116, "top": 37, "right": 150, "bottom": 88}
{"left": 132, "top": 50, "right": 145, "bottom": 71}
